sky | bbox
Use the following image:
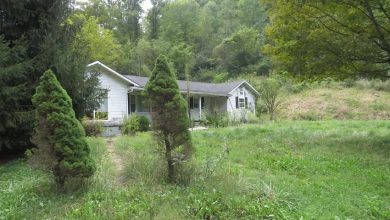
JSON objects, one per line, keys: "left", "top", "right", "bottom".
{"left": 141, "top": 0, "right": 153, "bottom": 12}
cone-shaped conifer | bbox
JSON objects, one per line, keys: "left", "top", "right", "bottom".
{"left": 32, "top": 70, "right": 95, "bottom": 187}
{"left": 145, "top": 55, "right": 192, "bottom": 183}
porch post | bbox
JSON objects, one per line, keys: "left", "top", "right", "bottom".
{"left": 199, "top": 96, "right": 202, "bottom": 120}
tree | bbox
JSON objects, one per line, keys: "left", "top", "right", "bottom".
{"left": 0, "top": 0, "right": 71, "bottom": 153}
{"left": 31, "top": 70, "right": 95, "bottom": 188}
{"left": 116, "top": 38, "right": 162, "bottom": 75}
{"left": 146, "top": 0, "right": 166, "bottom": 40}
{"left": 115, "top": 0, "right": 144, "bottom": 43}
{"left": 53, "top": 13, "right": 110, "bottom": 118}
{"left": 70, "top": 14, "right": 121, "bottom": 67}
{"left": 258, "top": 78, "right": 282, "bottom": 120}
{"left": 264, "top": 0, "right": 390, "bottom": 79}
{"left": 0, "top": 37, "right": 34, "bottom": 152}
{"left": 213, "top": 28, "right": 269, "bottom": 77}
{"left": 159, "top": 0, "right": 201, "bottom": 46}
{"left": 168, "top": 43, "right": 195, "bottom": 79}
{"left": 145, "top": 55, "right": 193, "bottom": 183}
{"left": 81, "top": 0, "right": 143, "bottom": 43}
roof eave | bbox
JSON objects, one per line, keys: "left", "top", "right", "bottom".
{"left": 87, "top": 61, "right": 140, "bottom": 87}
{"left": 129, "top": 86, "right": 229, "bottom": 97}
{"left": 228, "top": 81, "right": 260, "bottom": 96}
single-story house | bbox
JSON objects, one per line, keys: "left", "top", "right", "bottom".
{"left": 87, "top": 61, "right": 259, "bottom": 123}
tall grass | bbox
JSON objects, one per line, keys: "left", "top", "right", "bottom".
{"left": 0, "top": 138, "right": 108, "bottom": 219}
{"left": 1, "top": 121, "right": 389, "bottom": 219}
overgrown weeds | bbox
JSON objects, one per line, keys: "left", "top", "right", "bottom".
{"left": 2, "top": 121, "right": 390, "bottom": 219}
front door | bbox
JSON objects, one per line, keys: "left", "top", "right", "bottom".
{"left": 189, "top": 96, "right": 204, "bottom": 121}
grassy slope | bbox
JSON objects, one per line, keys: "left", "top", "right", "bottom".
{"left": 1, "top": 121, "right": 389, "bottom": 219}
{"left": 279, "top": 87, "right": 390, "bottom": 120}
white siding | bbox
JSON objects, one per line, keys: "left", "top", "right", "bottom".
{"left": 227, "top": 84, "right": 256, "bottom": 120}
{"left": 96, "top": 69, "right": 130, "bottom": 121}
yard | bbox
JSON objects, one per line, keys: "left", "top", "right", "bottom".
{"left": 1, "top": 121, "right": 389, "bottom": 219}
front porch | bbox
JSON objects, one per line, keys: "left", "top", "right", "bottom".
{"left": 127, "top": 92, "right": 227, "bottom": 122}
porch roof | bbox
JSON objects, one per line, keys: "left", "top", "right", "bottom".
{"left": 124, "top": 75, "right": 251, "bottom": 96}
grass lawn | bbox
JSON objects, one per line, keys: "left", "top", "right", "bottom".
{"left": 1, "top": 121, "right": 389, "bottom": 219}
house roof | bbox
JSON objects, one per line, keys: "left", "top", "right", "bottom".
{"left": 124, "top": 75, "right": 258, "bottom": 96}
{"left": 86, "top": 61, "right": 259, "bottom": 96}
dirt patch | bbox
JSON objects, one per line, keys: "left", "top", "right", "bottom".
{"left": 106, "top": 139, "right": 125, "bottom": 184}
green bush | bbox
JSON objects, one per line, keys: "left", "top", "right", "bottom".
{"left": 369, "top": 79, "right": 390, "bottom": 92}
{"left": 138, "top": 115, "right": 150, "bottom": 132}
{"left": 95, "top": 112, "right": 108, "bottom": 120}
{"left": 121, "top": 115, "right": 140, "bottom": 135}
{"left": 341, "top": 78, "right": 357, "bottom": 88}
{"left": 205, "top": 113, "right": 230, "bottom": 128}
{"left": 82, "top": 119, "right": 104, "bottom": 136}
{"left": 256, "top": 99, "right": 268, "bottom": 116}
{"left": 121, "top": 114, "right": 149, "bottom": 135}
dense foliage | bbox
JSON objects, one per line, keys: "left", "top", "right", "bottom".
{"left": 145, "top": 55, "right": 193, "bottom": 183}
{"left": 79, "top": 0, "right": 270, "bottom": 79}
{"left": 31, "top": 70, "right": 95, "bottom": 187}
{"left": 0, "top": 1, "right": 105, "bottom": 153}
{"left": 0, "top": 0, "right": 68, "bottom": 152}
{"left": 264, "top": 0, "right": 390, "bottom": 79}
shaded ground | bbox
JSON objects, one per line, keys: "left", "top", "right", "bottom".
{"left": 0, "top": 152, "right": 24, "bottom": 165}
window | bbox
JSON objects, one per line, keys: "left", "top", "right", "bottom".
{"left": 137, "top": 95, "right": 150, "bottom": 112}
{"left": 98, "top": 94, "right": 108, "bottom": 112}
{"left": 189, "top": 97, "right": 199, "bottom": 109}
{"left": 96, "top": 91, "right": 108, "bottom": 120}
{"left": 194, "top": 97, "right": 199, "bottom": 108}
{"left": 235, "top": 97, "right": 239, "bottom": 109}
{"left": 128, "top": 94, "right": 136, "bottom": 114}
{"left": 239, "top": 88, "right": 244, "bottom": 96}
{"left": 239, "top": 98, "right": 245, "bottom": 108}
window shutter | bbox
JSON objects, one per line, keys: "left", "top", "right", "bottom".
{"left": 201, "top": 97, "right": 205, "bottom": 109}
{"left": 245, "top": 97, "right": 248, "bottom": 109}
{"left": 190, "top": 97, "right": 193, "bottom": 109}
{"left": 235, "top": 97, "right": 239, "bottom": 109}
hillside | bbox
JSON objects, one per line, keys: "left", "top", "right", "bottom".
{"left": 278, "top": 85, "right": 390, "bottom": 121}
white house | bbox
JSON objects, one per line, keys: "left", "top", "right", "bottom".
{"left": 87, "top": 61, "right": 259, "bottom": 122}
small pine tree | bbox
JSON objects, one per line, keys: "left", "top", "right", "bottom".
{"left": 145, "top": 55, "right": 193, "bottom": 183}
{"left": 31, "top": 70, "right": 95, "bottom": 187}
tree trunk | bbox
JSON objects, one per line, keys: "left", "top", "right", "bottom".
{"left": 164, "top": 135, "right": 175, "bottom": 183}
{"left": 55, "top": 175, "right": 65, "bottom": 191}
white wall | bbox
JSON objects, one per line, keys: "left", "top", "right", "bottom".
{"left": 227, "top": 83, "right": 257, "bottom": 120}
{"left": 95, "top": 69, "right": 130, "bottom": 121}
